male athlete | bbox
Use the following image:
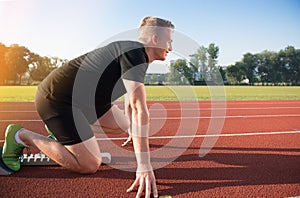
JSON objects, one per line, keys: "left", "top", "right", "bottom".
{"left": 2, "top": 16, "right": 174, "bottom": 198}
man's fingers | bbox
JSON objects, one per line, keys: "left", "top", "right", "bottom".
{"left": 122, "top": 139, "right": 132, "bottom": 147}
{"left": 135, "top": 179, "right": 145, "bottom": 198}
{"left": 127, "top": 172, "right": 158, "bottom": 198}
{"left": 152, "top": 179, "right": 158, "bottom": 197}
{"left": 127, "top": 178, "right": 139, "bottom": 192}
{"left": 122, "top": 136, "right": 132, "bottom": 147}
{"left": 145, "top": 177, "right": 152, "bottom": 198}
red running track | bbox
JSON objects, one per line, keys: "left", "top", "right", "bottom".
{"left": 0, "top": 100, "right": 300, "bottom": 197}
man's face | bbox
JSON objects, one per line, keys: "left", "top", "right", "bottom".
{"left": 154, "top": 28, "right": 173, "bottom": 61}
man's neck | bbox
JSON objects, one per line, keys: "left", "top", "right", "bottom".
{"left": 144, "top": 47, "right": 155, "bottom": 63}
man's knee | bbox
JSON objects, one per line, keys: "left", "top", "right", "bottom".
{"left": 119, "top": 117, "right": 130, "bottom": 131}
{"left": 66, "top": 138, "right": 102, "bottom": 174}
{"left": 78, "top": 158, "right": 101, "bottom": 174}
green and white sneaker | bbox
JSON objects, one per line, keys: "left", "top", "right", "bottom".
{"left": 2, "top": 124, "right": 25, "bottom": 172}
{"left": 45, "top": 125, "right": 57, "bottom": 141}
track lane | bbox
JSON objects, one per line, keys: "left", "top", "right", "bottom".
{"left": 0, "top": 100, "right": 299, "bottom": 197}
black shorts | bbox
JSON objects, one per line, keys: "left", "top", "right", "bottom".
{"left": 35, "top": 91, "right": 112, "bottom": 145}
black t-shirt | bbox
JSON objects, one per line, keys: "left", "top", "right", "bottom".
{"left": 38, "top": 41, "right": 149, "bottom": 119}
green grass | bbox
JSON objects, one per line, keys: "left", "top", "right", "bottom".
{"left": 0, "top": 86, "right": 37, "bottom": 102}
{"left": 147, "top": 86, "right": 300, "bottom": 100}
{"left": 222, "top": 86, "right": 300, "bottom": 100}
{"left": 0, "top": 86, "right": 299, "bottom": 102}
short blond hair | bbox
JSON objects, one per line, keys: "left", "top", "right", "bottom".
{"left": 139, "top": 16, "right": 174, "bottom": 29}
{"left": 138, "top": 16, "right": 174, "bottom": 43}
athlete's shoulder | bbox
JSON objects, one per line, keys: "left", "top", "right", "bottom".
{"left": 107, "top": 40, "right": 144, "bottom": 51}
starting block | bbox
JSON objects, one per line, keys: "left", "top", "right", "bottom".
{"left": 0, "top": 146, "right": 111, "bottom": 175}
{"left": 20, "top": 152, "right": 111, "bottom": 166}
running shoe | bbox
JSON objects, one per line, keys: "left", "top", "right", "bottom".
{"left": 2, "top": 124, "right": 25, "bottom": 172}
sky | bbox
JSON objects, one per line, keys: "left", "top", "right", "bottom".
{"left": 0, "top": 0, "right": 300, "bottom": 73}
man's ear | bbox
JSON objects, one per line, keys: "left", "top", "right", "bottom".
{"left": 151, "top": 34, "right": 158, "bottom": 46}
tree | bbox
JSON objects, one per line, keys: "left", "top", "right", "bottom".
{"left": 223, "top": 45, "right": 300, "bottom": 85}
{"left": 29, "top": 55, "right": 65, "bottom": 81}
{"left": 240, "top": 53, "right": 258, "bottom": 85}
{"left": 173, "top": 59, "right": 194, "bottom": 85}
{"left": 257, "top": 51, "right": 270, "bottom": 85}
{"left": 257, "top": 50, "right": 282, "bottom": 85}
{"left": 5, "top": 44, "right": 32, "bottom": 85}
{"left": 195, "top": 46, "right": 208, "bottom": 81}
{"left": 207, "top": 43, "right": 219, "bottom": 68}
{"left": 188, "top": 55, "right": 200, "bottom": 80}
{"left": 195, "top": 43, "right": 219, "bottom": 82}
{"left": 168, "top": 43, "right": 220, "bottom": 85}
{"left": 218, "top": 66, "right": 227, "bottom": 83}
{"left": 0, "top": 43, "right": 9, "bottom": 85}
{"left": 226, "top": 62, "right": 244, "bottom": 85}
{"left": 279, "top": 46, "right": 300, "bottom": 85}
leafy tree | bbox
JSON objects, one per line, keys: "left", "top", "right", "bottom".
{"left": 195, "top": 43, "right": 219, "bottom": 82}
{"left": 257, "top": 51, "right": 271, "bottom": 85}
{"left": 5, "top": 44, "right": 32, "bottom": 85}
{"left": 226, "top": 62, "right": 244, "bottom": 84}
{"left": 240, "top": 53, "right": 258, "bottom": 85}
{"left": 188, "top": 55, "right": 200, "bottom": 80}
{"left": 195, "top": 46, "right": 208, "bottom": 81}
{"left": 0, "top": 43, "right": 9, "bottom": 85}
{"left": 218, "top": 66, "right": 227, "bottom": 83}
{"left": 257, "top": 50, "right": 282, "bottom": 85}
{"left": 167, "top": 60, "right": 184, "bottom": 85}
{"left": 167, "top": 43, "right": 220, "bottom": 85}
{"left": 207, "top": 43, "right": 219, "bottom": 68}
{"left": 173, "top": 59, "right": 194, "bottom": 85}
{"left": 29, "top": 55, "right": 65, "bottom": 81}
{"left": 226, "top": 46, "right": 299, "bottom": 85}
{"left": 279, "top": 46, "right": 300, "bottom": 85}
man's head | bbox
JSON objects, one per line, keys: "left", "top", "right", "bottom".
{"left": 138, "top": 16, "right": 175, "bottom": 61}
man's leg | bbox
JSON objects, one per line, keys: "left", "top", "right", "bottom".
{"left": 92, "top": 105, "right": 130, "bottom": 134}
{"left": 15, "top": 92, "right": 102, "bottom": 174}
{"left": 17, "top": 105, "right": 130, "bottom": 173}
{"left": 91, "top": 105, "right": 132, "bottom": 146}
{"left": 19, "top": 129, "right": 101, "bottom": 174}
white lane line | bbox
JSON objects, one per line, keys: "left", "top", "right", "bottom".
{"left": 0, "top": 111, "right": 37, "bottom": 113}
{"left": 150, "top": 114, "right": 300, "bottom": 119}
{"left": 1, "top": 114, "right": 300, "bottom": 122}
{"left": 0, "top": 130, "right": 298, "bottom": 143}
{"left": 88, "top": 130, "right": 300, "bottom": 141}
{"left": 1, "top": 106, "right": 300, "bottom": 113}
{"left": 169, "top": 106, "right": 300, "bottom": 110}
{"left": 0, "top": 120, "right": 42, "bottom": 122}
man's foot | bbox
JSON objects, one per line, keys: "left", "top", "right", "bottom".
{"left": 2, "top": 124, "right": 25, "bottom": 172}
{"left": 45, "top": 125, "right": 57, "bottom": 141}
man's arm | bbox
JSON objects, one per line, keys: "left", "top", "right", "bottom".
{"left": 122, "top": 93, "right": 133, "bottom": 146}
{"left": 122, "top": 79, "right": 158, "bottom": 198}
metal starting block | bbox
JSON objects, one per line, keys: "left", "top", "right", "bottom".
{"left": 20, "top": 152, "right": 112, "bottom": 166}
{"left": 20, "top": 153, "right": 56, "bottom": 166}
